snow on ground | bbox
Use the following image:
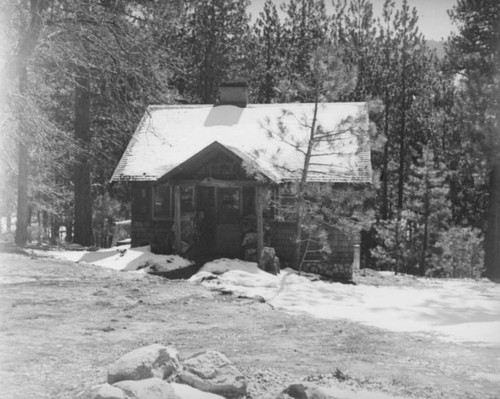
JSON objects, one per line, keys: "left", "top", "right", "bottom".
{"left": 37, "top": 245, "right": 193, "bottom": 272}
{"left": 38, "top": 249, "right": 500, "bottom": 346}
{"left": 190, "top": 259, "right": 500, "bottom": 346}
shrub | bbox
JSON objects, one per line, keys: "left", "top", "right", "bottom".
{"left": 428, "top": 226, "right": 484, "bottom": 278}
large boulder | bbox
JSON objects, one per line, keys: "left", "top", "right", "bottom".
{"left": 179, "top": 350, "right": 247, "bottom": 398}
{"left": 280, "top": 383, "right": 336, "bottom": 399}
{"left": 113, "top": 378, "right": 180, "bottom": 399}
{"left": 108, "top": 344, "right": 181, "bottom": 384}
{"left": 260, "top": 247, "right": 280, "bottom": 275}
{"left": 92, "top": 384, "right": 125, "bottom": 399}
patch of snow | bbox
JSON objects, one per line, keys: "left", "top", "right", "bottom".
{"left": 470, "top": 372, "right": 500, "bottom": 384}
{"left": 191, "top": 261, "right": 500, "bottom": 346}
{"left": 198, "top": 258, "right": 262, "bottom": 275}
{"left": 38, "top": 245, "right": 193, "bottom": 272}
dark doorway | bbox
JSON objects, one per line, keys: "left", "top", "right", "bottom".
{"left": 197, "top": 186, "right": 216, "bottom": 257}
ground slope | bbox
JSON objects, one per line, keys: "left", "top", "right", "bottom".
{"left": 0, "top": 252, "right": 499, "bottom": 399}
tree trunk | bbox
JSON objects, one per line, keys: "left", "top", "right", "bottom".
{"left": 395, "top": 34, "right": 408, "bottom": 273}
{"left": 420, "top": 175, "right": 430, "bottom": 277}
{"left": 65, "top": 217, "right": 73, "bottom": 243}
{"left": 42, "top": 210, "right": 48, "bottom": 241}
{"left": 484, "top": 160, "right": 500, "bottom": 279}
{"left": 15, "top": 67, "right": 29, "bottom": 247}
{"left": 294, "top": 91, "right": 319, "bottom": 271}
{"left": 73, "top": 70, "right": 93, "bottom": 246}
{"left": 9, "top": 1, "right": 45, "bottom": 247}
{"left": 50, "top": 213, "right": 60, "bottom": 245}
{"left": 381, "top": 140, "right": 389, "bottom": 219}
{"left": 15, "top": 141, "right": 29, "bottom": 246}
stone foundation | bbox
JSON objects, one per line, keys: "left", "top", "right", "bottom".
{"left": 301, "top": 260, "right": 353, "bottom": 281}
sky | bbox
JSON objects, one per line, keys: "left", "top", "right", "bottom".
{"left": 248, "top": 0, "right": 458, "bottom": 41}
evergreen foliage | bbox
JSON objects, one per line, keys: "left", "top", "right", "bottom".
{"left": 446, "top": 0, "right": 500, "bottom": 278}
{"left": 0, "top": 0, "right": 497, "bottom": 278}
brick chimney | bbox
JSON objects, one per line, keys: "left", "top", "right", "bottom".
{"left": 218, "top": 81, "right": 248, "bottom": 107}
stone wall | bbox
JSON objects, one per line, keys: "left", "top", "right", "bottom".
{"left": 301, "top": 260, "right": 353, "bottom": 282}
{"left": 271, "top": 221, "right": 355, "bottom": 281}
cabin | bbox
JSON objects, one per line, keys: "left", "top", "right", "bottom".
{"left": 111, "top": 82, "right": 372, "bottom": 280}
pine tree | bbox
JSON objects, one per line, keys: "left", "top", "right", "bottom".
{"left": 366, "top": 0, "right": 439, "bottom": 272}
{"left": 264, "top": 44, "right": 360, "bottom": 270}
{"left": 252, "top": 0, "right": 283, "bottom": 103}
{"left": 1, "top": 0, "right": 47, "bottom": 246}
{"left": 405, "top": 146, "right": 451, "bottom": 275}
{"left": 446, "top": 0, "right": 500, "bottom": 278}
{"left": 2, "top": 0, "right": 183, "bottom": 246}
{"left": 337, "top": 0, "right": 377, "bottom": 100}
{"left": 181, "top": 0, "right": 251, "bottom": 103}
{"left": 279, "top": 0, "right": 331, "bottom": 101}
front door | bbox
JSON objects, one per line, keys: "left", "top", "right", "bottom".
{"left": 196, "top": 186, "right": 244, "bottom": 258}
{"left": 197, "top": 186, "right": 216, "bottom": 256}
{"left": 215, "top": 187, "right": 242, "bottom": 256}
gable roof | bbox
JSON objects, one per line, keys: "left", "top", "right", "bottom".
{"left": 111, "top": 102, "right": 372, "bottom": 184}
{"left": 157, "top": 141, "right": 279, "bottom": 183}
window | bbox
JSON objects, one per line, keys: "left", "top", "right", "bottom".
{"left": 218, "top": 187, "right": 241, "bottom": 223}
{"left": 135, "top": 186, "right": 148, "bottom": 214}
{"left": 181, "top": 186, "right": 195, "bottom": 213}
{"left": 152, "top": 184, "right": 171, "bottom": 220}
{"left": 276, "top": 183, "right": 298, "bottom": 221}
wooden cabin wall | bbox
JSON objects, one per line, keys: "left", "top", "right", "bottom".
{"left": 128, "top": 179, "right": 358, "bottom": 280}
{"left": 130, "top": 182, "right": 173, "bottom": 252}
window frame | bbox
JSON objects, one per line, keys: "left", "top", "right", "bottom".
{"left": 217, "top": 187, "right": 242, "bottom": 224}
{"left": 275, "top": 183, "right": 298, "bottom": 221}
{"left": 180, "top": 185, "right": 196, "bottom": 214}
{"left": 152, "top": 183, "right": 172, "bottom": 221}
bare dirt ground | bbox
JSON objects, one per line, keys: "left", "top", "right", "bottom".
{"left": 1, "top": 251, "right": 499, "bottom": 399}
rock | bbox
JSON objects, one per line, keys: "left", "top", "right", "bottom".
{"left": 260, "top": 247, "right": 280, "bottom": 275}
{"left": 273, "top": 256, "right": 280, "bottom": 275}
{"left": 171, "top": 382, "right": 225, "bottom": 398}
{"left": 179, "top": 350, "right": 247, "bottom": 398}
{"left": 281, "top": 383, "right": 335, "bottom": 399}
{"left": 92, "top": 384, "right": 125, "bottom": 399}
{"left": 113, "top": 378, "right": 180, "bottom": 399}
{"left": 108, "top": 344, "right": 181, "bottom": 384}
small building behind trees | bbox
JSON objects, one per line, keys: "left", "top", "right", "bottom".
{"left": 111, "top": 83, "right": 372, "bottom": 280}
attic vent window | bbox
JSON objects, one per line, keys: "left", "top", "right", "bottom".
{"left": 218, "top": 81, "right": 248, "bottom": 107}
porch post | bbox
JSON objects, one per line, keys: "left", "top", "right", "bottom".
{"left": 353, "top": 244, "right": 360, "bottom": 271}
{"left": 255, "top": 185, "right": 264, "bottom": 267}
{"left": 174, "top": 185, "right": 182, "bottom": 253}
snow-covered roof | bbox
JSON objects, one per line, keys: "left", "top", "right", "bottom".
{"left": 111, "top": 102, "right": 372, "bottom": 184}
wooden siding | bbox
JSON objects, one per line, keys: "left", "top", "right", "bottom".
{"left": 130, "top": 179, "right": 358, "bottom": 280}
{"left": 131, "top": 220, "right": 173, "bottom": 252}
{"left": 216, "top": 224, "right": 242, "bottom": 256}
{"left": 270, "top": 221, "right": 296, "bottom": 262}
{"left": 131, "top": 182, "right": 150, "bottom": 222}
{"left": 131, "top": 182, "right": 173, "bottom": 252}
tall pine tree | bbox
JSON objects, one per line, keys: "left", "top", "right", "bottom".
{"left": 446, "top": 0, "right": 500, "bottom": 278}
{"left": 181, "top": 0, "right": 251, "bottom": 103}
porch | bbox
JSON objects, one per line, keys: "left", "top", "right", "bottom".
{"left": 168, "top": 180, "right": 271, "bottom": 262}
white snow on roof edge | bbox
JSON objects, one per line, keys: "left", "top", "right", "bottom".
{"left": 111, "top": 102, "right": 372, "bottom": 184}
